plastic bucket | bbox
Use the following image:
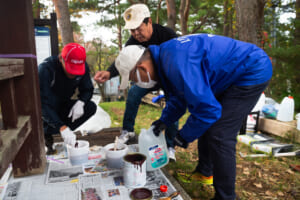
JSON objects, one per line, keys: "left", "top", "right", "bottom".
{"left": 66, "top": 140, "right": 89, "bottom": 166}
{"left": 296, "top": 113, "right": 300, "bottom": 131}
{"left": 277, "top": 96, "right": 294, "bottom": 122}
{"left": 123, "top": 153, "right": 147, "bottom": 188}
{"left": 104, "top": 143, "right": 128, "bottom": 169}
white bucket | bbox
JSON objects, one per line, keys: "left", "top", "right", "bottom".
{"left": 66, "top": 140, "right": 89, "bottom": 166}
{"left": 123, "top": 153, "right": 147, "bottom": 188}
{"left": 296, "top": 113, "right": 300, "bottom": 131}
{"left": 104, "top": 143, "right": 128, "bottom": 169}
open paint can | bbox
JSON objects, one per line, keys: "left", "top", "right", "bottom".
{"left": 130, "top": 188, "right": 152, "bottom": 200}
{"left": 104, "top": 143, "right": 128, "bottom": 169}
{"left": 66, "top": 140, "right": 89, "bottom": 166}
{"left": 123, "top": 153, "right": 147, "bottom": 188}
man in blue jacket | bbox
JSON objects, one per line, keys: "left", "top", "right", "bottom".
{"left": 93, "top": 4, "right": 178, "bottom": 160}
{"left": 39, "top": 43, "right": 96, "bottom": 154}
{"left": 114, "top": 34, "right": 272, "bottom": 200}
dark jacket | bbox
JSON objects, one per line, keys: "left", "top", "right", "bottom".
{"left": 38, "top": 56, "right": 94, "bottom": 128}
{"left": 107, "top": 23, "right": 177, "bottom": 78}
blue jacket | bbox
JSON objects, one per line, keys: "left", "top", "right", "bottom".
{"left": 149, "top": 34, "right": 272, "bottom": 143}
{"left": 38, "top": 56, "right": 94, "bottom": 129}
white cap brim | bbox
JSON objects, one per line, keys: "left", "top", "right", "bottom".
{"left": 124, "top": 20, "right": 142, "bottom": 30}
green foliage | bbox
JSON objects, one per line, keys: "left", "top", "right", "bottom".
{"left": 100, "top": 101, "right": 189, "bottom": 135}
{"left": 187, "top": 0, "right": 223, "bottom": 34}
{"left": 267, "top": 45, "right": 300, "bottom": 112}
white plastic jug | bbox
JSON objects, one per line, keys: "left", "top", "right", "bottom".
{"left": 252, "top": 92, "right": 266, "bottom": 112}
{"left": 276, "top": 96, "right": 294, "bottom": 122}
{"left": 296, "top": 113, "right": 300, "bottom": 131}
{"left": 138, "top": 126, "right": 169, "bottom": 171}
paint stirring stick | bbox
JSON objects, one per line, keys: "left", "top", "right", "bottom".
{"left": 114, "top": 136, "right": 118, "bottom": 151}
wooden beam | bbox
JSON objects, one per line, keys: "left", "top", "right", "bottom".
{"left": 0, "top": 116, "right": 31, "bottom": 177}
{"left": 0, "top": 79, "right": 18, "bottom": 128}
{"left": 0, "top": 59, "right": 24, "bottom": 80}
{"left": 258, "top": 118, "right": 300, "bottom": 143}
{"left": 0, "top": 0, "right": 46, "bottom": 177}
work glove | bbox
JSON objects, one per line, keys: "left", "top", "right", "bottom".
{"left": 68, "top": 100, "right": 85, "bottom": 122}
{"left": 173, "top": 133, "right": 188, "bottom": 149}
{"left": 151, "top": 120, "right": 167, "bottom": 136}
{"left": 60, "top": 126, "right": 76, "bottom": 146}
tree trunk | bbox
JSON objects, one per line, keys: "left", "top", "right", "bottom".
{"left": 166, "top": 0, "right": 176, "bottom": 31}
{"left": 295, "top": 0, "right": 300, "bottom": 45}
{"left": 156, "top": 0, "right": 162, "bottom": 24}
{"left": 53, "top": 0, "right": 74, "bottom": 45}
{"left": 223, "top": 0, "right": 229, "bottom": 36}
{"left": 235, "top": 0, "right": 265, "bottom": 47}
{"left": 179, "top": 0, "right": 190, "bottom": 35}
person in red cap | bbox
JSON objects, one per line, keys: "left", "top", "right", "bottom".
{"left": 38, "top": 43, "right": 96, "bottom": 154}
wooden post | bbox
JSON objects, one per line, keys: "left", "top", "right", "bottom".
{"left": 0, "top": 0, "right": 46, "bottom": 176}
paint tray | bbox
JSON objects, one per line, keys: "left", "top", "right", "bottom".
{"left": 237, "top": 133, "right": 274, "bottom": 146}
{"left": 251, "top": 141, "right": 294, "bottom": 155}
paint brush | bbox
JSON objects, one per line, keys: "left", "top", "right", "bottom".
{"left": 114, "top": 136, "right": 118, "bottom": 151}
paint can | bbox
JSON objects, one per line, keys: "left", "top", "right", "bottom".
{"left": 104, "top": 143, "right": 128, "bottom": 169}
{"left": 123, "top": 153, "right": 147, "bottom": 188}
{"left": 66, "top": 140, "right": 89, "bottom": 166}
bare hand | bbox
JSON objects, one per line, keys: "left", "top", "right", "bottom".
{"left": 94, "top": 71, "right": 110, "bottom": 83}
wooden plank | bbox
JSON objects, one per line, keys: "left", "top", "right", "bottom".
{"left": 142, "top": 93, "right": 165, "bottom": 108}
{"left": 0, "top": 79, "right": 18, "bottom": 128}
{"left": 0, "top": 58, "right": 24, "bottom": 66}
{"left": 0, "top": 65, "right": 24, "bottom": 80}
{"left": 0, "top": 59, "right": 24, "bottom": 80}
{"left": 53, "top": 127, "right": 123, "bottom": 146}
{"left": 0, "top": 116, "right": 31, "bottom": 177}
{"left": 258, "top": 118, "right": 300, "bottom": 143}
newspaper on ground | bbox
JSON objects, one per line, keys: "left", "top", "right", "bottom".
{"left": 4, "top": 143, "right": 184, "bottom": 200}
{"left": 46, "top": 162, "right": 83, "bottom": 184}
{"left": 78, "top": 169, "right": 183, "bottom": 200}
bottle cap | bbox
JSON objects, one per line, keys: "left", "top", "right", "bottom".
{"left": 160, "top": 185, "right": 168, "bottom": 192}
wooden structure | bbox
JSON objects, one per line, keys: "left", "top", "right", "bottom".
{"left": 142, "top": 93, "right": 166, "bottom": 108}
{"left": 0, "top": 0, "right": 46, "bottom": 177}
{"left": 258, "top": 118, "right": 300, "bottom": 143}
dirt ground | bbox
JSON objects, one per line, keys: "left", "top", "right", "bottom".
{"left": 170, "top": 140, "right": 300, "bottom": 200}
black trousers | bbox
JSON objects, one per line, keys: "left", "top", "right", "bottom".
{"left": 43, "top": 100, "right": 96, "bottom": 146}
{"left": 196, "top": 81, "right": 269, "bottom": 200}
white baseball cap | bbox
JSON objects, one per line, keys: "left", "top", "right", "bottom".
{"left": 123, "top": 4, "right": 150, "bottom": 30}
{"left": 115, "top": 45, "right": 146, "bottom": 89}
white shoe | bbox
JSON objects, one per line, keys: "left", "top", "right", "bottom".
{"left": 118, "top": 130, "right": 135, "bottom": 144}
{"left": 168, "top": 147, "right": 176, "bottom": 161}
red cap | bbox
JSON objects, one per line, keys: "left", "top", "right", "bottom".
{"left": 61, "top": 43, "right": 86, "bottom": 75}
{"left": 160, "top": 185, "right": 168, "bottom": 192}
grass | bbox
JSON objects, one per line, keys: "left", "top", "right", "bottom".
{"left": 100, "top": 101, "right": 300, "bottom": 200}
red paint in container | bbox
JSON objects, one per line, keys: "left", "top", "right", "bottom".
{"left": 130, "top": 188, "right": 152, "bottom": 200}
{"left": 123, "top": 153, "right": 147, "bottom": 188}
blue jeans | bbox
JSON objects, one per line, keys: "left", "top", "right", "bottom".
{"left": 123, "top": 85, "right": 178, "bottom": 148}
{"left": 195, "top": 81, "right": 269, "bottom": 200}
